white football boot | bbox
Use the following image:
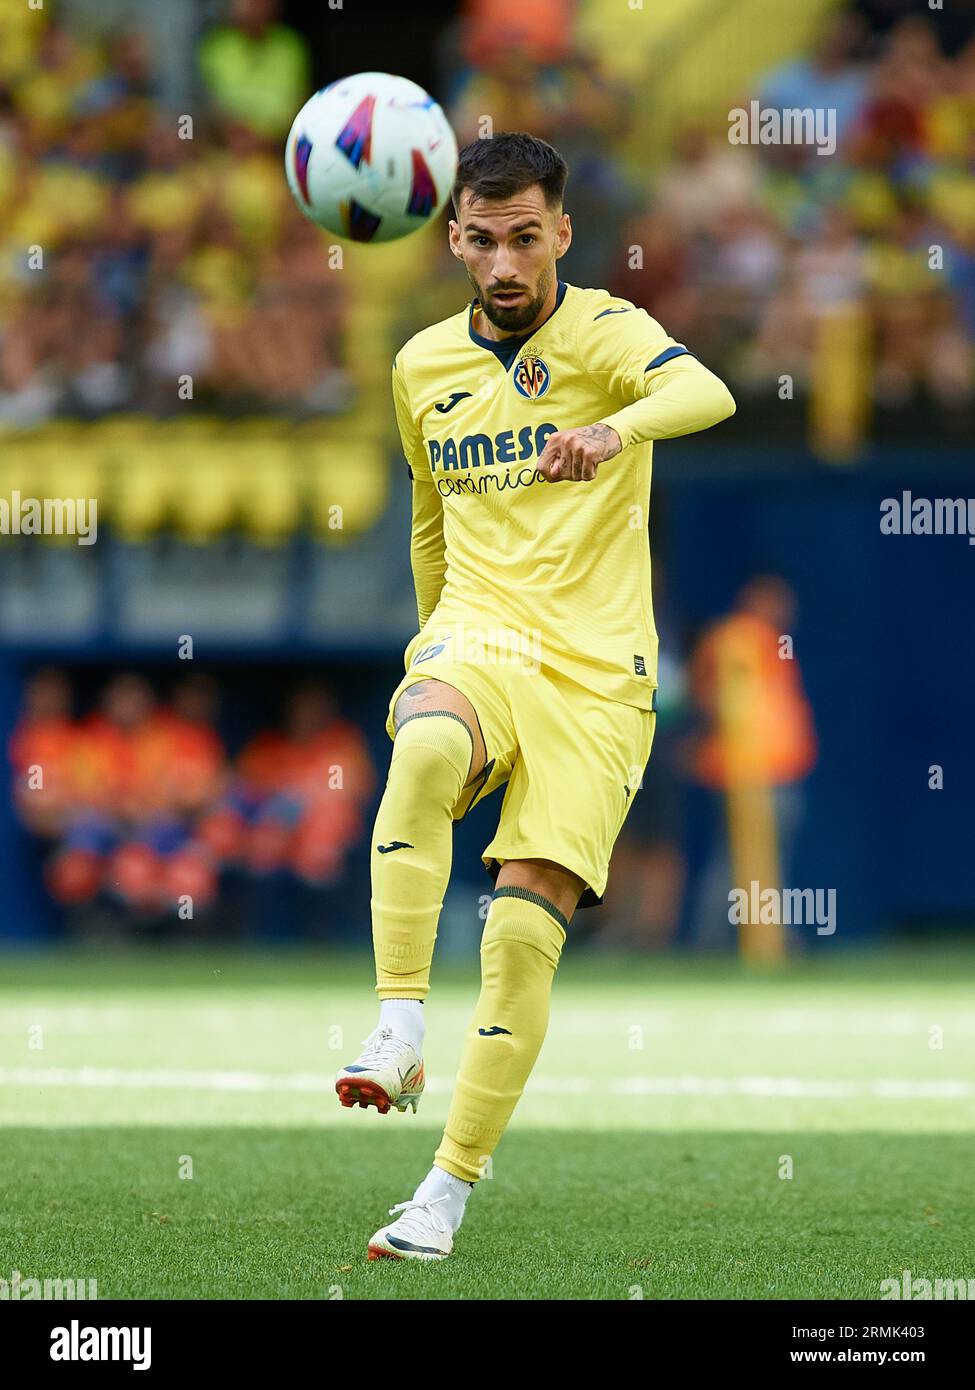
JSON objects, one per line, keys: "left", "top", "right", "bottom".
{"left": 335, "top": 1024, "right": 424, "bottom": 1115}
{"left": 367, "top": 1195, "right": 453, "bottom": 1261}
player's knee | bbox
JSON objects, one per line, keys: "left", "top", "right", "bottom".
{"left": 481, "top": 891, "right": 567, "bottom": 973}
{"left": 388, "top": 711, "right": 474, "bottom": 812}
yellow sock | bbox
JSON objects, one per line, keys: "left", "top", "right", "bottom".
{"left": 372, "top": 711, "right": 473, "bottom": 1000}
{"left": 435, "top": 889, "right": 567, "bottom": 1182}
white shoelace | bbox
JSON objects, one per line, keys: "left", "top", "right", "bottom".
{"left": 357, "top": 1025, "right": 416, "bottom": 1065}
{"left": 387, "top": 1194, "right": 451, "bottom": 1237}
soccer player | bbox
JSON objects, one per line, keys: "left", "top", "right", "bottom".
{"left": 336, "top": 133, "right": 736, "bottom": 1259}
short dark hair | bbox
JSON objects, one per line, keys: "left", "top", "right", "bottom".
{"left": 452, "top": 133, "right": 568, "bottom": 214}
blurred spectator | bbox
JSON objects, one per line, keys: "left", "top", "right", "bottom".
{"left": 679, "top": 576, "right": 817, "bottom": 949}
{"left": 198, "top": 0, "right": 310, "bottom": 139}
{"left": 8, "top": 668, "right": 76, "bottom": 838}
{"left": 147, "top": 675, "right": 228, "bottom": 818}
{"left": 460, "top": 0, "right": 574, "bottom": 69}
{"left": 759, "top": 10, "right": 871, "bottom": 153}
{"left": 232, "top": 680, "right": 375, "bottom": 886}
{"left": 865, "top": 196, "right": 973, "bottom": 406}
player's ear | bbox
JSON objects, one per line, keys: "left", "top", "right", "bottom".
{"left": 448, "top": 220, "right": 464, "bottom": 260}
{"left": 555, "top": 212, "right": 572, "bottom": 260}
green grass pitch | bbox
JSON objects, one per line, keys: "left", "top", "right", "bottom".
{"left": 1, "top": 947, "right": 973, "bottom": 1300}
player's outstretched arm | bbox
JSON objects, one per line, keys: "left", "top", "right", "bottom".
{"left": 537, "top": 301, "right": 736, "bottom": 482}
{"left": 599, "top": 352, "right": 737, "bottom": 447}
{"left": 538, "top": 355, "right": 735, "bottom": 483}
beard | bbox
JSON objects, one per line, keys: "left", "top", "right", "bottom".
{"left": 469, "top": 263, "right": 553, "bottom": 334}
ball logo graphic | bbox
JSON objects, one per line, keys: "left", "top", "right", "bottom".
{"left": 513, "top": 356, "right": 551, "bottom": 399}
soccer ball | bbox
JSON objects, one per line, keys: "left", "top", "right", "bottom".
{"left": 284, "top": 72, "right": 458, "bottom": 243}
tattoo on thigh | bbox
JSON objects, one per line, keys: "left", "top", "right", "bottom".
{"left": 393, "top": 681, "right": 437, "bottom": 732}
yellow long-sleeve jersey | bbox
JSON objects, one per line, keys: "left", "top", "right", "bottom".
{"left": 392, "top": 281, "right": 735, "bottom": 711}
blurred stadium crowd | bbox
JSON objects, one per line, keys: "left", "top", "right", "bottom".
{"left": 8, "top": 668, "right": 374, "bottom": 934}
{"left": 0, "top": 0, "right": 347, "bottom": 422}
{"left": 0, "top": 0, "right": 972, "bottom": 425}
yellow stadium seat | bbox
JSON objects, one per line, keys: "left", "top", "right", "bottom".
{"left": 303, "top": 434, "right": 390, "bottom": 541}
{"left": 111, "top": 444, "right": 171, "bottom": 539}
{"left": 236, "top": 439, "right": 302, "bottom": 543}
{"left": 0, "top": 431, "right": 42, "bottom": 504}
{"left": 38, "top": 449, "right": 104, "bottom": 547}
{"left": 168, "top": 434, "right": 240, "bottom": 541}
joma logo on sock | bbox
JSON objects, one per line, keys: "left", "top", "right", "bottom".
{"left": 478, "top": 1026, "right": 512, "bottom": 1036}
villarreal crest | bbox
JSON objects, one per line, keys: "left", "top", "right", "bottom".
{"left": 513, "top": 355, "right": 551, "bottom": 399}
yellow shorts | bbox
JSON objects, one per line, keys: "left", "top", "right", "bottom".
{"left": 385, "top": 624, "right": 656, "bottom": 906}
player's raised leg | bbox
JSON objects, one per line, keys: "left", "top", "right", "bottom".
{"left": 367, "top": 857, "right": 582, "bottom": 1259}
{"left": 336, "top": 677, "right": 487, "bottom": 1115}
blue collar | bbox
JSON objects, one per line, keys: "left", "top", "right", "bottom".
{"left": 467, "top": 280, "right": 569, "bottom": 371}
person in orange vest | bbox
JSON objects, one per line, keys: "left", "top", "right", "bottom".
{"left": 680, "top": 575, "right": 817, "bottom": 948}
{"left": 8, "top": 668, "right": 77, "bottom": 840}
{"left": 234, "top": 681, "right": 375, "bottom": 885}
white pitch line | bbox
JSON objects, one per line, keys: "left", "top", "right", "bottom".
{"left": 0, "top": 1067, "right": 971, "bottom": 1100}
{"left": 3, "top": 1010, "right": 974, "bottom": 1038}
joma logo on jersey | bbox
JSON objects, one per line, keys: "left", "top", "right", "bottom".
{"left": 428, "top": 423, "right": 558, "bottom": 472}
{"left": 513, "top": 355, "right": 550, "bottom": 399}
